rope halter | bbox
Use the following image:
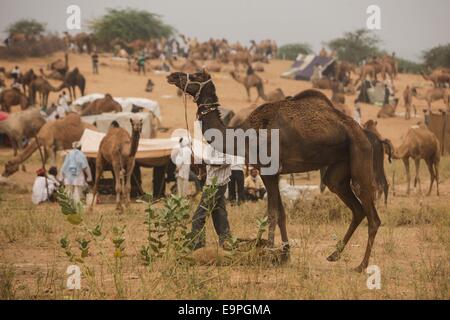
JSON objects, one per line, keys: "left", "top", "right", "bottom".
{"left": 181, "top": 73, "right": 219, "bottom": 118}
{"left": 182, "top": 73, "right": 213, "bottom": 103}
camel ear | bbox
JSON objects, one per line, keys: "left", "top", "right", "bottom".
{"left": 202, "top": 68, "right": 210, "bottom": 77}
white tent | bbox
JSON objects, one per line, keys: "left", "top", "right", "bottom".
{"left": 81, "top": 112, "right": 156, "bottom": 139}
{"left": 72, "top": 94, "right": 162, "bottom": 120}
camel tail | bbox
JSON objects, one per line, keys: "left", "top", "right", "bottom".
{"left": 382, "top": 139, "right": 393, "bottom": 163}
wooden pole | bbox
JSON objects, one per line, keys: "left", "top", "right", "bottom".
{"left": 34, "top": 135, "right": 50, "bottom": 200}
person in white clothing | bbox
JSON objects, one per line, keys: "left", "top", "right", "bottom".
{"left": 31, "top": 167, "right": 60, "bottom": 204}
{"left": 172, "top": 137, "right": 192, "bottom": 197}
{"left": 60, "top": 141, "right": 92, "bottom": 203}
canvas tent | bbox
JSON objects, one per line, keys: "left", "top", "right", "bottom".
{"left": 426, "top": 111, "right": 449, "bottom": 155}
{"left": 81, "top": 112, "right": 157, "bottom": 139}
{"left": 80, "top": 129, "right": 179, "bottom": 160}
{"left": 281, "top": 54, "right": 336, "bottom": 80}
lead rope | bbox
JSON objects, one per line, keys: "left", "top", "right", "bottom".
{"left": 181, "top": 74, "right": 195, "bottom": 165}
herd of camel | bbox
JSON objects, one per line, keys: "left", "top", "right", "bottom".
{"left": 0, "top": 33, "right": 447, "bottom": 271}
{"left": 0, "top": 53, "right": 85, "bottom": 112}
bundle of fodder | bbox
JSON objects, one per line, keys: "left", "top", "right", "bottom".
{"left": 187, "top": 238, "right": 287, "bottom": 267}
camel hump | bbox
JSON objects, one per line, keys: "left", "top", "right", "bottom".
{"left": 289, "top": 89, "right": 334, "bottom": 107}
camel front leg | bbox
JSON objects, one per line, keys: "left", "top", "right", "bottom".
{"left": 124, "top": 160, "right": 135, "bottom": 206}
{"left": 414, "top": 158, "right": 421, "bottom": 193}
{"left": 112, "top": 162, "right": 123, "bottom": 213}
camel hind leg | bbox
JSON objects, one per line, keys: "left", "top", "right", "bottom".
{"left": 348, "top": 141, "right": 381, "bottom": 272}
{"left": 323, "top": 162, "right": 366, "bottom": 263}
{"left": 403, "top": 157, "right": 411, "bottom": 195}
{"left": 124, "top": 159, "right": 136, "bottom": 206}
{"left": 260, "top": 174, "right": 280, "bottom": 248}
{"left": 425, "top": 158, "right": 439, "bottom": 196}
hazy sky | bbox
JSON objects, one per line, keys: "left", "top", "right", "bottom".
{"left": 0, "top": 0, "right": 449, "bottom": 62}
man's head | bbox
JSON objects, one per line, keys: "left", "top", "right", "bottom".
{"left": 250, "top": 168, "right": 259, "bottom": 178}
{"left": 36, "top": 168, "right": 46, "bottom": 177}
{"left": 48, "top": 166, "right": 58, "bottom": 176}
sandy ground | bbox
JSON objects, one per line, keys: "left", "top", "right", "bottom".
{"left": 0, "top": 53, "right": 448, "bottom": 299}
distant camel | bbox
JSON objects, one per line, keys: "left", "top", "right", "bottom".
{"left": 377, "top": 103, "right": 397, "bottom": 118}
{"left": 49, "top": 52, "right": 69, "bottom": 76}
{"left": 392, "top": 123, "right": 440, "bottom": 195}
{"left": 29, "top": 77, "right": 61, "bottom": 108}
{"left": 403, "top": 86, "right": 416, "bottom": 120}
{"left": 145, "top": 79, "right": 155, "bottom": 92}
{"left": 3, "top": 113, "right": 96, "bottom": 177}
{"left": 60, "top": 68, "right": 86, "bottom": 101}
{"left": 19, "top": 69, "right": 38, "bottom": 96}
{"left": 0, "top": 107, "right": 45, "bottom": 156}
{"left": 421, "top": 69, "right": 450, "bottom": 88}
{"left": 0, "top": 88, "right": 29, "bottom": 112}
{"left": 80, "top": 94, "right": 122, "bottom": 116}
{"left": 412, "top": 87, "right": 449, "bottom": 112}
{"left": 91, "top": 118, "right": 143, "bottom": 212}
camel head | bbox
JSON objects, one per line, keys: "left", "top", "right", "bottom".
{"left": 130, "top": 118, "right": 143, "bottom": 133}
{"left": 166, "top": 70, "right": 217, "bottom": 103}
{"left": 2, "top": 161, "right": 19, "bottom": 177}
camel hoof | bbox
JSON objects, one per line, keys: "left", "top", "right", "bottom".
{"left": 327, "top": 251, "right": 341, "bottom": 262}
{"left": 352, "top": 265, "right": 365, "bottom": 273}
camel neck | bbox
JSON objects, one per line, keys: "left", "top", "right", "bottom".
{"left": 130, "top": 130, "right": 141, "bottom": 157}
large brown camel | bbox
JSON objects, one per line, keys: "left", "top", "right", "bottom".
{"left": 80, "top": 93, "right": 122, "bottom": 116}
{"left": 91, "top": 118, "right": 143, "bottom": 212}
{"left": 60, "top": 68, "right": 86, "bottom": 101}
{"left": 0, "top": 107, "right": 45, "bottom": 156}
{"left": 29, "top": 76, "right": 61, "bottom": 108}
{"left": 412, "top": 87, "right": 449, "bottom": 112}
{"left": 403, "top": 86, "right": 416, "bottom": 120}
{"left": 0, "top": 88, "right": 30, "bottom": 112}
{"left": 167, "top": 70, "right": 381, "bottom": 272}
{"left": 421, "top": 69, "right": 450, "bottom": 88}
{"left": 391, "top": 123, "right": 440, "bottom": 196}
{"left": 2, "top": 113, "right": 96, "bottom": 177}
